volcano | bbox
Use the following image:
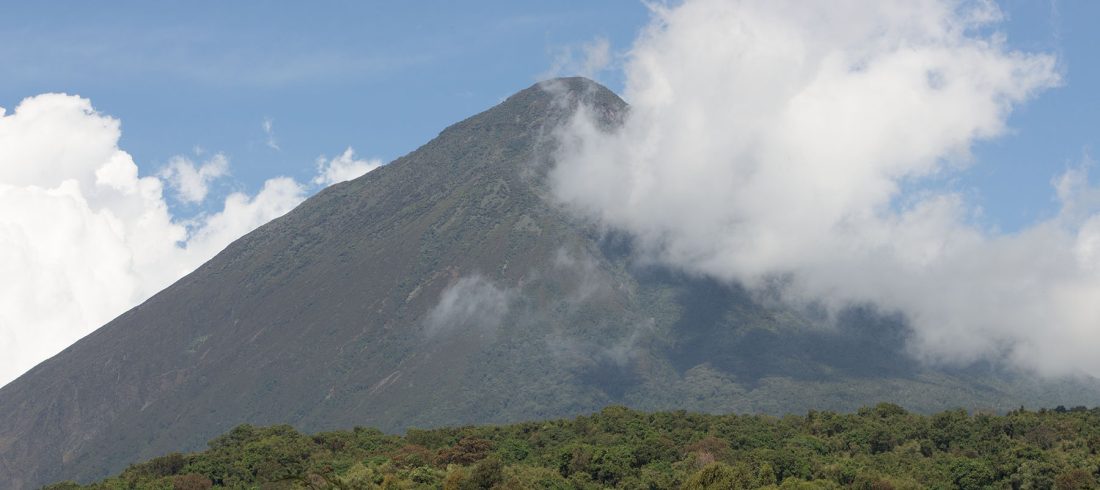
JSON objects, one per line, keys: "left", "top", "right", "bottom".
{"left": 4, "top": 78, "right": 1098, "bottom": 489}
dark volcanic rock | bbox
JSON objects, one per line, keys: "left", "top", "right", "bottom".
{"left": 3, "top": 78, "right": 1099, "bottom": 489}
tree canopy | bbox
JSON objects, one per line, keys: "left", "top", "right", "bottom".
{"left": 48, "top": 404, "right": 1100, "bottom": 489}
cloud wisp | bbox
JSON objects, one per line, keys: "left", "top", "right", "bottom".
{"left": 262, "top": 118, "right": 281, "bottom": 151}
{"left": 424, "top": 275, "right": 515, "bottom": 338}
{"left": 551, "top": 0, "right": 1100, "bottom": 377}
{"left": 542, "top": 37, "right": 614, "bottom": 81}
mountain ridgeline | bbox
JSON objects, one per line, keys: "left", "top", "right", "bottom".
{"left": 3, "top": 78, "right": 1099, "bottom": 489}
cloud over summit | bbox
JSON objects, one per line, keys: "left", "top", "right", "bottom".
{"left": 551, "top": 0, "right": 1100, "bottom": 377}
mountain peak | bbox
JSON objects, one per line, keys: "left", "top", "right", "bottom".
{"left": 514, "top": 77, "right": 624, "bottom": 111}
{"left": 437, "top": 77, "right": 626, "bottom": 140}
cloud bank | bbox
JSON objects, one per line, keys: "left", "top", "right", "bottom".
{"left": 551, "top": 0, "right": 1100, "bottom": 377}
{"left": 0, "top": 93, "right": 372, "bottom": 387}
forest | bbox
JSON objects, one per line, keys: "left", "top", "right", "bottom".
{"left": 45, "top": 404, "right": 1100, "bottom": 489}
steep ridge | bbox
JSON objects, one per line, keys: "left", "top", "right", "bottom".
{"left": 3, "top": 78, "right": 1099, "bottom": 489}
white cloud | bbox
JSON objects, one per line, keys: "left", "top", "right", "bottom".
{"left": 551, "top": 0, "right": 1100, "bottom": 377}
{"left": 262, "top": 117, "right": 280, "bottom": 151}
{"left": 182, "top": 177, "right": 304, "bottom": 262}
{"left": 0, "top": 94, "right": 310, "bottom": 387}
{"left": 157, "top": 153, "right": 229, "bottom": 203}
{"left": 313, "top": 147, "right": 383, "bottom": 186}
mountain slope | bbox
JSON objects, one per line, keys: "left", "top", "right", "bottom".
{"left": 3, "top": 78, "right": 1098, "bottom": 489}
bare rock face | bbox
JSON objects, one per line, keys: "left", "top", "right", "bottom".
{"left": 4, "top": 78, "right": 1098, "bottom": 489}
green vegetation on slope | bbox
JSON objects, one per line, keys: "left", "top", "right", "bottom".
{"left": 48, "top": 404, "right": 1100, "bottom": 489}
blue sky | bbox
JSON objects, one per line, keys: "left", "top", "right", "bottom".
{"left": 971, "top": 0, "right": 1100, "bottom": 229}
{"left": 1, "top": 2, "right": 647, "bottom": 214}
{"left": 2, "top": 1, "right": 1096, "bottom": 230}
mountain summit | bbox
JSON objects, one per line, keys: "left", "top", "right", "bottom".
{"left": 3, "top": 78, "right": 1097, "bottom": 489}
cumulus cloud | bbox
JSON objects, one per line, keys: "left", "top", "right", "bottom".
{"left": 0, "top": 94, "right": 312, "bottom": 387}
{"left": 551, "top": 0, "right": 1100, "bottom": 376}
{"left": 312, "top": 147, "right": 383, "bottom": 186}
{"left": 424, "top": 275, "right": 514, "bottom": 337}
{"left": 158, "top": 153, "right": 229, "bottom": 203}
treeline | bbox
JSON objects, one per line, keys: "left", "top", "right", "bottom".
{"left": 46, "top": 404, "right": 1100, "bottom": 489}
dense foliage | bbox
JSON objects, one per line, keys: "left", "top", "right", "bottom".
{"left": 48, "top": 404, "right": 1100, "bottom": 489}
